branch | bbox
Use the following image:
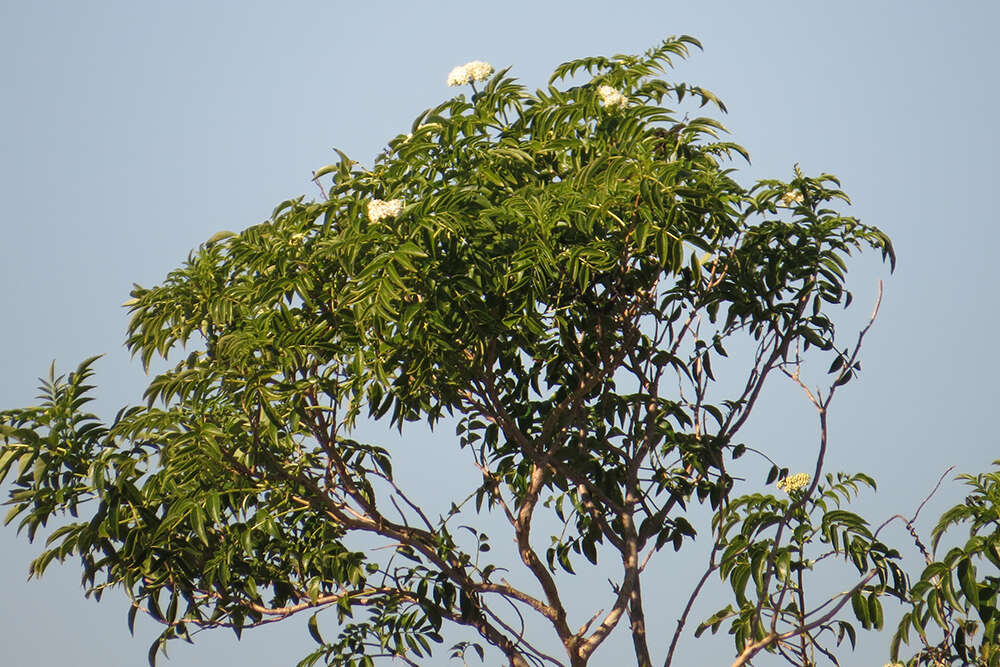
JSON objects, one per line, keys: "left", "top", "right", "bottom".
{"left": 664, "top": 545, "right": 721, "bottom": 667}
{"left": 514, "top": 463, "right": 573, "bottom": 642}
{"left": 718, "top": 282, "right": 813, "bottom": 442}
{"left": 729, "top": 570, "right": 878, "bottom": 667}
{"left": 750, "top": 283, "right": 884, "bottom": 634}
{"left": 821, "top": 281, "right": 883, "bottom": 411}
{"left": 469, "top": 367, "right": 627, "bottom": 516}
{"left": 874, "top": 465, "right": 954, "bottom": 564}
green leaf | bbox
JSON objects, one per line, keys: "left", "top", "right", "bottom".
{"left": 205, "top": 230, "right": 236, "bottom": 245}
{"left": 868, "top": 593, "right": 884, "bottom": 630}
{"left": 927, "top": 589, "right": 947, "bottom": 629}
{"left": 837, "top": 620, "right": 856, "bottom": 650}
{"left": 308, "top": 612, "right": 324, "bottom": 644}
{"left": 958, "top": 556, "right": 979, "bottom": 607}
{"left": 766, "top": 465, "right": 780, "bottom": 485}
{"left": 776, "top": 550, "right": 791, "bottom": 582}
{"left": 190, "top": 505, "right": 208, "bottom": 545}
{"left": 0, "top": 447, "right": 20, "bottom": 481}
{"left": 828, "top": 354, "right": 845, "bottom": 374}
{"left": 312, "top": 164, "right": 338, "bottom": 178}
{"left": 128, "top": 603, "right": 139, "bottom": 636}
{"left": 851, "top": 590, "right": 870, "bottom": 629}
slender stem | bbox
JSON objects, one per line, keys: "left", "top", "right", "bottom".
{"left": 664, "top": 553, "right": 719, "bottom": 667}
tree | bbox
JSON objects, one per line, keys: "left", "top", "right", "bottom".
{"left": 888, "top": 465, "right": 1000, "bottom": 666}
{"left": 9, "top": 35, "right": 973, "bottom": 667}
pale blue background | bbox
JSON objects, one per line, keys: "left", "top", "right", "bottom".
{"left": 1, "top": 1, "right": 997, "bottom": 665}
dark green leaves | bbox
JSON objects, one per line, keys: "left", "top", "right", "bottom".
{"left": 892, "top": 463, "right": 1000, "bottom": 665}
{"left": 1, "top": 35, "right": 900, "bottom": 667}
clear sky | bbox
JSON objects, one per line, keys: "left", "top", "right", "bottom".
{"left": 1, "top": 1, "right": 997, "bottom": 665}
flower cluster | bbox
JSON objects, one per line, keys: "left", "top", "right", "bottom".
{"left": 597, "top": 84, "right": 628, "bottom": 110}
{"left": 447, "top": 60, "right": 494, "bottom": 87}
{"left": 776, "top": 472, "right": 811, "bottom": 494}
{"left": 780, "top": 190, "right": 804, "bottom": 206}
{"left": 367, "top": 198, "right": 404, "bottom": 223}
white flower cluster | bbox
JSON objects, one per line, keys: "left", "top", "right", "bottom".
{"left": 367, "top": 198, "right": 404, "bottom": 223}
{"left": 776, "top": 472, "right": 811, "bottom": 494}
{"left": 597, "top": 84, "right": 628, "bottom": 110}
{"left": 447, "top": 60, "right": 494, "bottom": 87}
{"left": 780, "top": 190, "right": 804, "bottom": 206}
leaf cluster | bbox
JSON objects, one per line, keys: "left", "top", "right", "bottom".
{"left": 892, "top": 463, "right": 1000, "bottom": 666}
{"left": 1, "top": 36, "right": 897, "bottom": 667}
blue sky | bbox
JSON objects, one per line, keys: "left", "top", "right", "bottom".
{"left": 1, "top": 1, "right": 997, "bottom": 665}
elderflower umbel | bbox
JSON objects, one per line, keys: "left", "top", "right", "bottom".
{"left": 777, "top": 472, "right": 810, "bottom": 494}
{"left": 780, "top": 190, "right": 804, "bottom": 206}
{"left": 597, "top": 84, "right": 628, "bottom": 110}
{"left": 447, "top": 60, "right": 494, "bottom": 86}
{"left": 367, "top": 198, "right": 404, "bottom": 223}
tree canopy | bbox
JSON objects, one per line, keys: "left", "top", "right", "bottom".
{"left": 3, "top": 36, "right": 996, "bottom": 667}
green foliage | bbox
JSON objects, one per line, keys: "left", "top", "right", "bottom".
{"left": 1, "top": 36, "right": 901, "bottom": 667}
{"left": 891, "top": 463, "right": 1000, "bottom": 666}
{"left": 700, "top": 472, "right": 907, "bottom": 664}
